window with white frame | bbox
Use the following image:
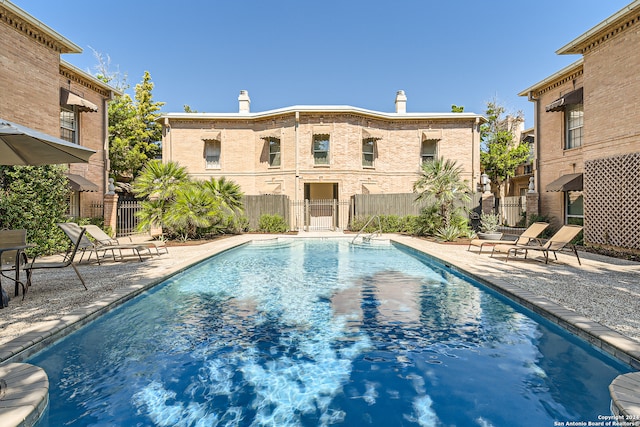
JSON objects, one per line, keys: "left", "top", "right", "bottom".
{"left": 313, "top": 134, "right": 330, "bottom": 165}
{"left": 362, "top": 138, "right": 375, "bottom": 167}
{"left": 421, "top": 139, "right": 437, "bottom": 163}
{"left": 565, "top": 103, "right": 583, "bottom": 149}
{"left": 268, "top": 138, "right": 281, "bottom": 167}
{"left": 204, "top": 139, "right": 221, "bottom": 169}
{"left": 60, "top": 105, "right": 78, "bottom": 144}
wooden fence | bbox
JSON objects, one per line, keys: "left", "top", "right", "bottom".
{"left": 243, "top": 194, "right": 290, "bottom": 231}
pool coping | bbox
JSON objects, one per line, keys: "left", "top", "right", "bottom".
{"left": 1, "top": 233, "right": 639, "bottom": 426}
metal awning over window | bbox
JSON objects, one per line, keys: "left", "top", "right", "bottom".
{"left": 362, "top": 183, "right": 383, "bottom": 194}
{"left": 66, "top": 173, "right": 99, "bottom": 192}
{"left": 545, "top": 87, "right": 583, "bottom": 112}
{"left": 260, "top": 183, "right": 281, "bottom": 194}
{"left": 546, "top": 173, "right": 583, "bottom": 192}
{"left": 60, "top": 89, "right": 98, "bottom": 113}
{"left": 201, "top": 131, "right": 221, "bottom": 141}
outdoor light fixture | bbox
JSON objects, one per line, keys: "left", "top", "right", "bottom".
{"left": 481, "top": 173, "right": 490, "bottom": 193}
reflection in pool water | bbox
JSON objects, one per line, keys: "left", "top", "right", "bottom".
{"left": 30, "top": 239, "right": 631, "bottom": 426}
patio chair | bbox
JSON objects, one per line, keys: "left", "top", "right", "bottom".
{"left": 0, "top": 229, "right": 30, "bottom": 297}
{"left": 122, "top": 232, "right": 168, "bottom": 256}
{"left": 25, "top": 223, "right": 88, "bottom": 293}
{"left": 491, "top": 224, "right": 583, "bottom": 265}
{"left": 468, "top": 222, "right": 550, "bottom": 254}
{"left": 82, "top": 224, "right": 149, "bottom": 262}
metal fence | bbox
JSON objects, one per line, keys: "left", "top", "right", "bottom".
{"left": 116, "top": 199, "right": 142, "bottom": 237}
{"left": 291, "top": 199, "right": 351, "bottom": 231}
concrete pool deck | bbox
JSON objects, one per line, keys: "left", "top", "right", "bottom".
{"left": 1, "top": 232, "right": 639, "bottom": 426}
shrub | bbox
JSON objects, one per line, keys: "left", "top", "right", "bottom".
{"left": 0, "top": 165, "right": 70, "bottom": 256}
{"left": 434, "top": 225, "right": 464, "bottom": 242}
{"left": 257, "top": 214, "right": 289, "bottom": 233}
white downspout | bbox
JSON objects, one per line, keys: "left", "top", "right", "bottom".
{"left": 294, "top": 111, "right": 300, "bottom": 229}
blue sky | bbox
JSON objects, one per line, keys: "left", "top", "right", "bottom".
{"left": 16, "top": 0, "right": 632, "bottom": 127}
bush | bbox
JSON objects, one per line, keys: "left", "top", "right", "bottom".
{"left": 349, "top": 215, "right": 420, "bottom": 234}
{"left": 0, "top": 165, "right": 70, "bottom": 256}
{"left": 257, "top": 214, "right": 289, "bottom": 233}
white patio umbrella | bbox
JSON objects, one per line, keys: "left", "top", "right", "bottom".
{"left": 0, "top": 119, "right": 96, "bottom": 165}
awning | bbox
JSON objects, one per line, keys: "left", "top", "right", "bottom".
{"left": 66, "top": 174, "right": 99, "bottom": 192}
{"left": 260, "top": 183, "right": 281, "bottom": 194}
{"left": 422, "top": 129, "right": 442, "bottom": 140}
{"left": 362, "top": 183, "right": 383, "bottom": 194}
{"left": 201, "top": 131, "right": 221, "bottom": 141}
{"left": 545, "top": 87, "right": 583, "bottom": 112}
{"left": 546, "top": 173, "right": 583, "bottom": 192}
{"left": 60, "top": 89, "right": 98, "bottom": 113}
{"left": 362, "top": 128, "right": 383, "bottom": 140}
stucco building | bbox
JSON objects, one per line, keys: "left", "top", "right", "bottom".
{"left": 0, "top": 1, "right": 119, "bottom": 218}
{"left": 519, "top": 0, "right": 640, "bottom": 250}
{"left": 161, "top": 90, "right": 485, "bottom": 229}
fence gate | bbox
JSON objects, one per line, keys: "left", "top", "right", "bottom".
{"left": 116, "top": 199, "right": 142, "bottom": 237}
{"left": 291, "top": 199, "right": 350, "bottom": 231}
{"left": 497, "top": 196, "right": 526, "bottom": 227}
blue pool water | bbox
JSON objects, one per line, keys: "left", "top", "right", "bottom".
{"left": 29, "top": 239, "right": 631, "bottom": 426}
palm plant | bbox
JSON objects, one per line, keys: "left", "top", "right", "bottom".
{"left": 413, "top": 157, "right": 471, "bottom": 228}
{"left": 200, "top": 177, "right": 244, "bottom": 214}
{"left": 132, "top": 160, "right": 189, "bottom": 201}
{"left": 164, "top": 184, "right": 221, "bottom": 241}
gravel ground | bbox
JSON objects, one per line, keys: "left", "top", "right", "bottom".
{"left": 1, "top": 234, "right": 639, "bottom": 351}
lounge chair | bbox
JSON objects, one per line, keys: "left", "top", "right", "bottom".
{"left": 82, "top": 224, "right": 149, "bottom": 263}
{"left": 123, "top": 232, "right": 168, "bottom": 255}
{"left": 491, "top": 224, "right": 583, "bottom": 265}
{"left": 468, "top": 222, "right": 549, "bottom": 254}
{"left": 25, "top": 223, "right": 88, "bottom": 293}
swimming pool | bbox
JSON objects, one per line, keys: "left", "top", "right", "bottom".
{"left": 29, "top": 239, "right": 631, "bottom": 426}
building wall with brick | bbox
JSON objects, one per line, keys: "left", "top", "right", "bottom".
{"left": 520, "top": 1, "right": 640, "bottom": 249}
{"left": 0, "top": 1, "right": 118, "bottom": 219}
{"left": 162, "top": 94, "right": 484, "bottom": 206}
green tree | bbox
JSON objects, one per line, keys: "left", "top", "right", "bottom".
{"left": 0, "top": 165, "right": 70, "bottom": 255}
{"left": 413, "top": 157, "right": 471, "bottom": 228}
{"left": 480, "top": 100, "right": 531, "bottom": 199}
{"left": 451, "top": 104, "right": 465, "bottom": 113}
{"left": 96, "top": 61, "right": 165, "bottom": 181}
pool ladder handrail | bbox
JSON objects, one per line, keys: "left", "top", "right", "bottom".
{"left": 352, "top": 215, "right": 383, "bottom": 244}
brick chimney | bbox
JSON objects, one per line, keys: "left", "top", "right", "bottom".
{"left": 238, "top": 90, "right": 250, "bottom": 113}
{"left": 395, "top": 90, "right": 407, "bottom": 114}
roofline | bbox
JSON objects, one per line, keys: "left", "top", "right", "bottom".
{"left": 60, "top": 59, "right": 123, "bottom": 97}
{"left": 556, "top": 0, "right": 640, "bottom": 55}
{"left": 518, "top": 58, "right": 584, "bottom": 97}
{"left": 0, "top": 0, "right": 82, "bottom": 54}
{"left": 161, "top": 105, "right": 486, "bottom": 122}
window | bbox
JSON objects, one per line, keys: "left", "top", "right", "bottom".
{"left": 565, "top": 103, "right": 583, "bottom": 149}
{"left": 362, "top": 138, "right": 375, "bottom": 167}
{"left": 268, "top": 138, "right": 281, "bottom": 167}
{"left": 566, "top": 191, "right": 583, "bottom": 222}
{"left": 313, "top": 134, "right": 330, "bottom": 165}
{"left": 421, "top": 139, "right": 437, "bottom": 163}
{"left": 67, "top": 191, "right": 80, "bottom": 217}
{"left": 205, "top": 140, "right": 221, "bottom": 169}
{"left": 60, "top": 105, "right": 78, "bottom": 144}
